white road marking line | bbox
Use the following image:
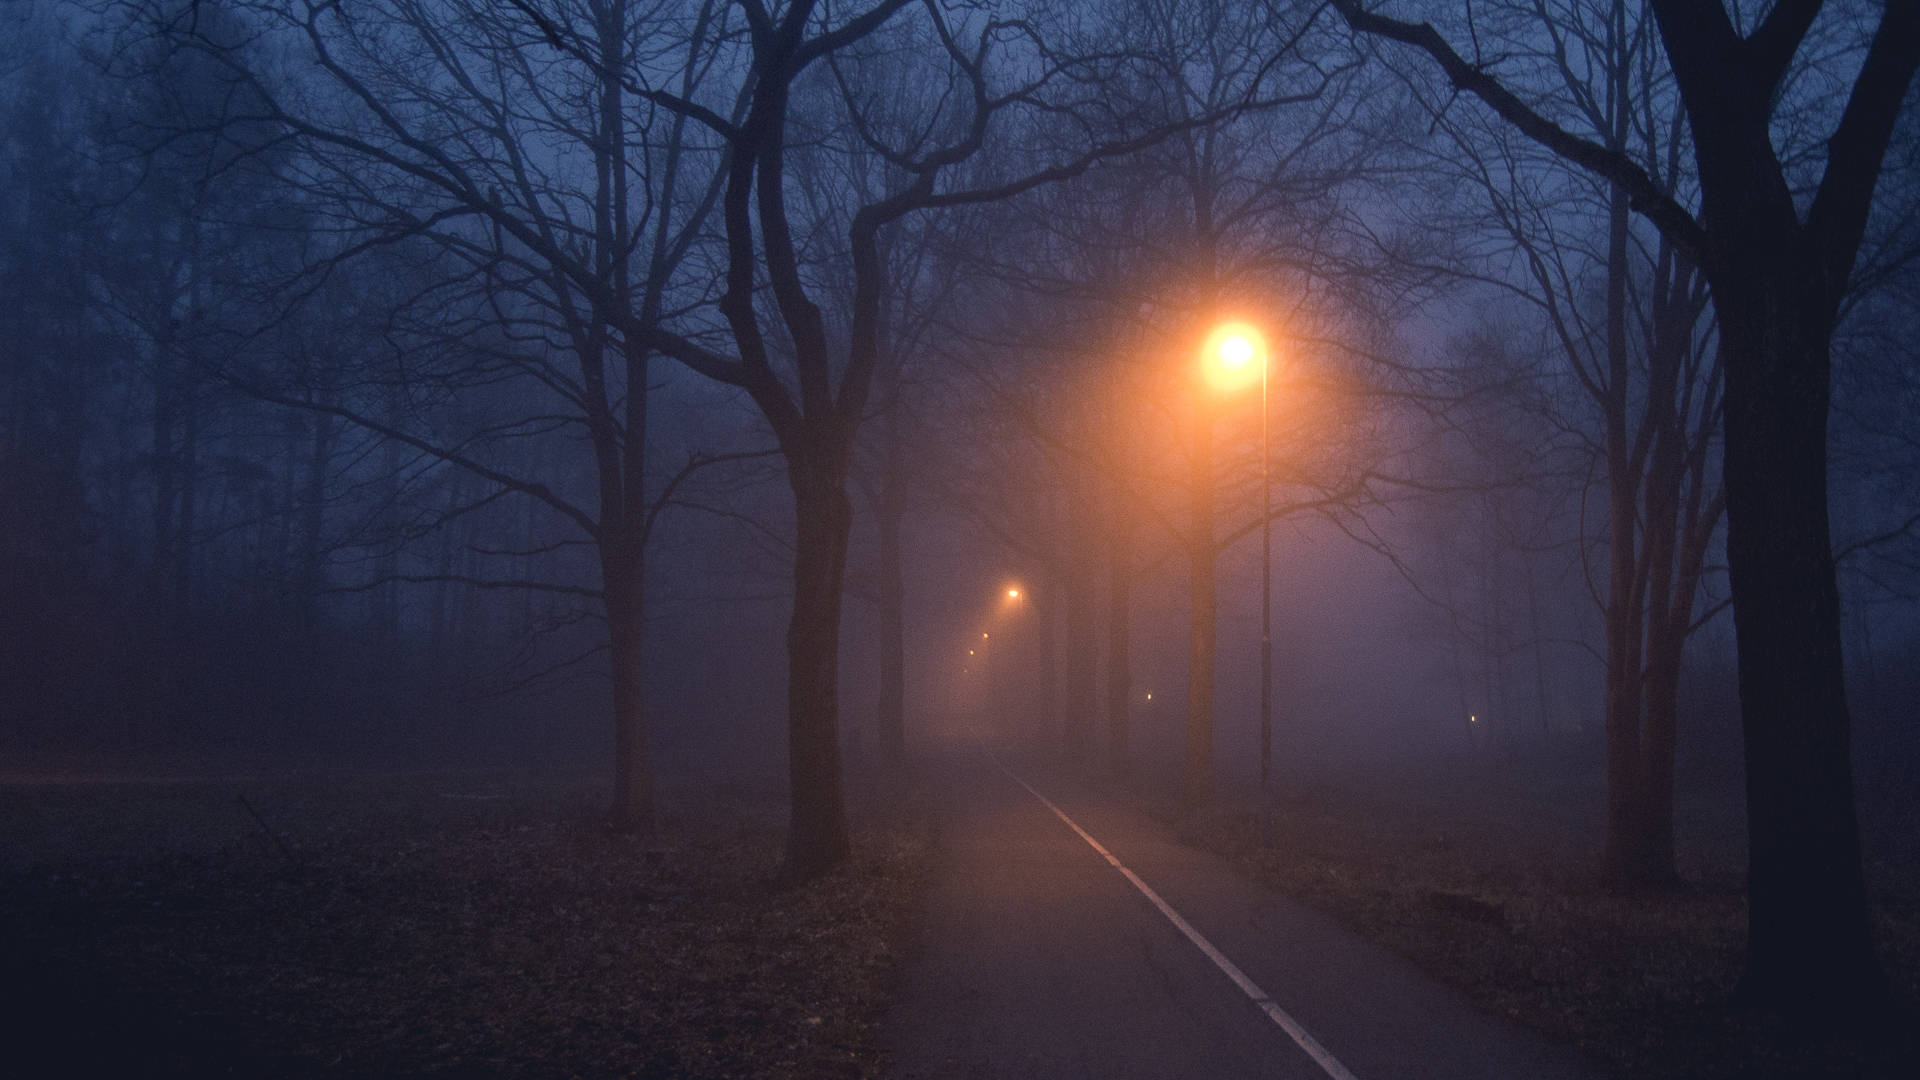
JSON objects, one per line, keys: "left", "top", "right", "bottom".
{"left": 995, "top": 758, "right": 1362, "bottom": 1080}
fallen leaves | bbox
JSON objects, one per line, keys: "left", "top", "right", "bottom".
{"left": 0, "top": 771, "right": 931, "bottom": 1078}
{"left": 1156, "top": 771, "right": 1918, "bottom": 1079}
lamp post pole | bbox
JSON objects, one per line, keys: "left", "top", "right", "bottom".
{"left": 1259, "top": 348, "right": 1274, "bottom": 847}
{"left": 1198, "top": 321, "right": 1272, "bottom": 823}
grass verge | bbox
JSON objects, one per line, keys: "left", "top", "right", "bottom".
{"left": 1146, "top": 763, "right": 1919, "bottom": 1079}
{"left": 0, "top": 770, "right": 931, "bottom": 1078}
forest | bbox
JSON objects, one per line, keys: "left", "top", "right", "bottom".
{"left": 3, "top": 1, "right": 1918, "bottom": 1076}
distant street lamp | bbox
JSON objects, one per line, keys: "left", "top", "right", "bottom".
{"left": 967, "top": 586, "right": 1032, "bottom": 741}
{"left": 996, "top": 583, "right": 1041, "bottom": 744}
{"left": 1202, "top": 319, "right": 1276, "bottom": 842}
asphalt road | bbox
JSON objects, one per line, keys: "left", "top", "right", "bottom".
{"left": 882, "top": 752, "right": 1607, "bottom": 1080}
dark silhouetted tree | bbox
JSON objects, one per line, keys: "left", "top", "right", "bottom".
{"left": 1334, "top": 0, "right": 1918, "bottom": 1020}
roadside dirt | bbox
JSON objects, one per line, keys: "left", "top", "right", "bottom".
{"left": 0, "top": 768, "right": 930, "bottom": 1078}
{"left": 1145, "top": 757, "right": 1920, "bottom": 1080}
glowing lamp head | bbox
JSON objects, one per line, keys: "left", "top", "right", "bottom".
{"left": 1008, "top": 588, "right": 1020, "bottom": 599}
{"left": 1201, "top": 321, "right": 1268, "bottom": 393}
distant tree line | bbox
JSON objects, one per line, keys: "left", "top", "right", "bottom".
{"left": 4, "top": 0, "right": 1917, "bottom": 1024}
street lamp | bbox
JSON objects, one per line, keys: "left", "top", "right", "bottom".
{"left": 995, "top": 583, "right": 1040, "bottom": 745}
{"left": 1202, "top": 319, "right": 1276, "bottom": 843}
{"left": 1201, "top": 321, "right": 1266, "bottom": 393}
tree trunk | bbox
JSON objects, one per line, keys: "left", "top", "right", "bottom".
{"left": 875, "top": 430, "right": 906, "bottom": 763}
{"left": 1062, "top": 484, "right": 1097, "bottom": 762}
{"left": 293, "top": 407, "right": 333, "bottom": 740}
{"left": 1633, "top": 375, "right": 1688, "bottom": 888}
{"left": 373, "top": 396, "right": 403, "bottom": 667}
{"left": 1476, "top": 533, "right": 1502, "bottom": 751}
{"left": 1329, "top": 0, "right": 1912, "bottom": 1015}
{"left": 1525, "top": 556, "right": 1551, "bottom": 739}
{"left": 148, "top": 321, "right": 179, "bottom": 741}
{"left": 1599, "top": 156, "right": 1657, "bottom": 888}
{"left": 1599, "top": 499, "right": 1648, "bottom": 889}
{"left": 1645, "top": 0, "right": 1913, "bottom": 1018}
{"left": 429, "top": 484, "right": 456, "bottom": 734}
{"left": 1641, "top": 619, "right": 1681, "bottom": 880}
{"left": 1035, "top": 573, "right": 1057, "bottom": 748}
{"left": 875, "top": 495, "right": 906, "bottom": 762}
{"left": 605, "top": 545, "right": 652, "bottom": 834}
{"left": 173, "top": 368, "right": 198, "bottom": 620}
{"left": 785, "top": 445, "right": 853, "bottom": 875}
{"left": 1105, "top": 483, "right": 1133, "bottom": 777}
{"left": 151, "top": 315, "right": 176, "bottom": 605}
{"left": 1184, "top": 408, "right": 1216, "bottom": 807}
{"left": 1716, "top": 264, "right": 1882, "bottom": 1014}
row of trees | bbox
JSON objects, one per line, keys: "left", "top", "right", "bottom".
{"left": 1331, "top": 0, "right": 1919, "bottom": 1017}
{"left": 7, "top": 0, "right": 1917, "bottom": 1021}
{"left": 842, "top": 0, "right": 1920, "bottom": 1020}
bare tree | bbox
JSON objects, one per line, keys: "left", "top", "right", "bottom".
{"left": 1333, "top": 0, "right": 1919, "bottom": 1018}
{"left": 131, "top": 0, "right": 745, "bottom": 831}
{"left": 1388, "top": 0, "right": 1727, "bottom": 887}
{"left": 617, "top": 0, "right": 1315, "bottom": 870}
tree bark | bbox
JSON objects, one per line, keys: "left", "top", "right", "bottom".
{"left": 1063, "top": 483, "right": 1098, "bottom": 762}
{"left": 173, "top": 365, "right": 198, "bottom": 621}
{"left": 1524, "top": 557, "right": 1551, "bottom": 740}
{"left": 1105, "top": 480, "right": 1133, "bottom": 777}
{"left": 1717, "top": 262, "right": 1881, "bottom": 1012}
{"left": 1035, "top": 572, "right": 1058, "bottom": 748}
{"left": 1650, "top": 0, "right": 1919, "bottom": 1013}
{"left": 597, "top": 1, "right": 659, "bottom": 836}
{"left": 1634, "top": 310, "right": 1691, "bottom": 887}
{"left": 605, "top": 546, "right": 652, "bottom": 834}
{"left": 1184, "top": 406, "right": 1216, "bottom": 807}
{"left": 1640, "top": 611, "right": 1681, "bottom": 880}
{"left": 151, "top": 311, "right": 176, "bottom": 605}
{"left": 875, "top": 402, "right": 907, "bottom": 762}
{"left": 875, "top": 482, "right": 906, "bottom": 762}
{"left": 294, "top": 406, "right": 333, "bottom": 737}
{"left": 372, "top": 394, "right": 403, "bottom": 666}
{"left": 1598, "top": 124, "right": 1656, "bottom": 889}
{"left": 1331, "top": 0, "right": 1917, "bottom": 1012}
{"left": 785, "top": 441, "right": 853, "bottom": 875}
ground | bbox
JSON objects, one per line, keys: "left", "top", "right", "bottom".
{"left": 6, "top": 748, "right": 1915, "bottom": 1077}
{"left": 1134, "top": 750, "right": 1920, "bottom": 1079}
{"left": 881, "top": 754, "right": 1604, "bottom": 1079}
{"left": 0, "top": 766, "right": 930, "bottom": 1078}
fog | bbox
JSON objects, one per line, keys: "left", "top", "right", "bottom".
{"left": 3, "top": 0, "right": 1916, "bottom": 814}
{"left": 7, "top": 1, "right": 1920, "bottom": 1072}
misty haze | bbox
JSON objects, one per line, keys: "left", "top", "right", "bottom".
{"left": 3, "top": 1, "right": 1918, "bottom": 1077}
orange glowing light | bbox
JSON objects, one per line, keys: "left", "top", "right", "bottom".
{"left": 1008, "top": 588, "right": 1021, "bottom": 599}
{"left": 1200, "top": 321, "right": 1268, "bottom": 393}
